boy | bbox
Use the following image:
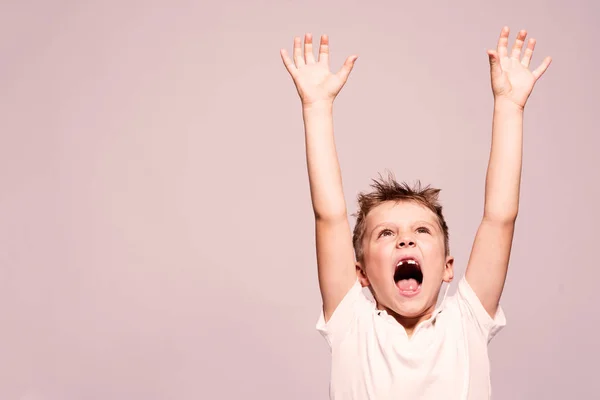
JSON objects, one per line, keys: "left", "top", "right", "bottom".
{"left": 280, "top": 27, "right": 551, "bottom": 399}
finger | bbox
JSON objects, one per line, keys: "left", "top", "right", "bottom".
{"left": 532, "top": 56, "right": 552, "bottom": 80}
{"left": 487, "top": 49, "right": 502, "bottom": 80}
{"left": 497, "top": 26, "right": 510, "bottom": 59}
{"left": 280, "top": 49, "right": 297, "bottom": 77}
{"left": 293, "top": 36, "right": 305, "bottom": 67}
{"left": 521, "top": 38, "right": 536, "bottom": 68}
{"left": 317, "top": 34, "right": 330, "bottom": 66}
{"left": 336, "top": 55, "right": 358, "bottom": 83}
{"left": 511, "top": 29, "right": 527, "bottom": 59}
{"left": 304, "top": 33, "right": 315, "bottom": 64}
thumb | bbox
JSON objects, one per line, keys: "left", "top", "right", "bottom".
{"left": 487, "top": 50, "right": 502, "bottom": 79}
{"left": 336, "top": 55, "right": 358, "bottom": 82}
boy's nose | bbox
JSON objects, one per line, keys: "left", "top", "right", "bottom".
{"left": 397, "top": 238, "right": 416, "bottom": 248}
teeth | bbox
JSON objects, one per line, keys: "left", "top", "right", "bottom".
{"left": 396, "top": 259, "right": 418, "bottom": 267}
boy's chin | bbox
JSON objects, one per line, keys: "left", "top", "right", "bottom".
{"left": 389, "top": 302, "right": 428, "bottom": 319}
{"left": 386, "top": 290, "right": 433, "bottom": 317}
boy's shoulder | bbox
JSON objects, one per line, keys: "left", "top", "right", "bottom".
{"left": 316, "top": 276, "right": 506, "bottom": 349}
{"left": 445, "top": 277, "right": 507, "bottom": 341}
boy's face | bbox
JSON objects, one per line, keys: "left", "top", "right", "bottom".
{"left": 357, "top": 200, "right": 454, "bottom": 318}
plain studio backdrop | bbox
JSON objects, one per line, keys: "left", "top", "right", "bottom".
{"left": 1, "top": 0, "right": 598, "bottom": 399}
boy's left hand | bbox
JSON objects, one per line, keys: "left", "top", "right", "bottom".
{"left": 488, "top": 26, "right": 552, "bottom": 109}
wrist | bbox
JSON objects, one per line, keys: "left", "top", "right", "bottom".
{"left": 493, "top": 97, "right": 525, "bottom": 113}
{"left": 302, "top": 100, "right": 334, "bottom": 113}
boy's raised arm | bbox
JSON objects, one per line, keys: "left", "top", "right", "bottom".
{"left": 466, "top": 27, "right": 551, "bottom": 317}
{"left": 281, "top": 34, "right": 359, "bottom": 321}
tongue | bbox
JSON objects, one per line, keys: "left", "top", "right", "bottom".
{"left": 397, "top": 279, "right": 419, "bottom": 291}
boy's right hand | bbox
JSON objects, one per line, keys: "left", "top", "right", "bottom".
{"left": 280, "top": 34, "right": 358, "bottom": 107}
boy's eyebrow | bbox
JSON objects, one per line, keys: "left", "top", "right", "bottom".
{"left": 369, "top": 222, "right": 389, "bottom": 236}
{"left": 415, "top": 220, "right": 438, "bottom": 230}
{"left": 369, "top": 220, "right": 439, "bottom": 236}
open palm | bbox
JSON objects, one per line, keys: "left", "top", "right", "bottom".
{"left": 488, "top": 27, "right": 552, "bottom": 109}
{"left": 280, "top": 34, "right": 357, "bottom": 106}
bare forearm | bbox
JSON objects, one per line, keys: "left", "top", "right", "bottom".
{"left": 483, "top": 99, "right": 524, "bottom": 221}
{"left": 466, "top": 27, "right": 551, "bottom": 316}
{"left": 302, "top": 102, "right": 347, "bottom": 220}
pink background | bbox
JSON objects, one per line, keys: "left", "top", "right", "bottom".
{"left": 1, "top": 0, "right": 598, "bottom": 399}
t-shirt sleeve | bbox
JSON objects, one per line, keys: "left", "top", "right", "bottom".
{"left": 315, "top": 278, "right": 367, "bottom": 348}
{"left": 456, "top": 277, "right": 507, "bottom": 342}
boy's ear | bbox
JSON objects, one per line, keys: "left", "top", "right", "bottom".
{"left": 356, "top": 262, "right": 370, "bottom": 287}
{"left": 443, "top": 255, "right": 454, "bottom": 283}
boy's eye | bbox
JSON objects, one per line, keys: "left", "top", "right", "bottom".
{"left": 379, "top": 229, "right": 393, "bottom": 237}
{"left": 416, "top": 227, "right": 430, "bottom": 234}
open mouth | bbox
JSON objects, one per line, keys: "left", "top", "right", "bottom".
{"left": 394, "top": 257, "right": 423, "bottom": 296}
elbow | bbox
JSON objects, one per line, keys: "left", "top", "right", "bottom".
{"left": 483, "top": 201, "right": 519, "bottom": 224}
{"left": 482, "top": 211, "right": 518, "bottom": 225}
{"left": 314, "top": 209, "right": 348, "bottom": 222}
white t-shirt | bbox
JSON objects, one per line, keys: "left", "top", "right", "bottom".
{"left": 316, "top": 277, "right": 506, "bottom": 400}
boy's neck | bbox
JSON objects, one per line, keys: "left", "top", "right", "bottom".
{"left": 376, "top": 303, "right": 439, "bottom": 338}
